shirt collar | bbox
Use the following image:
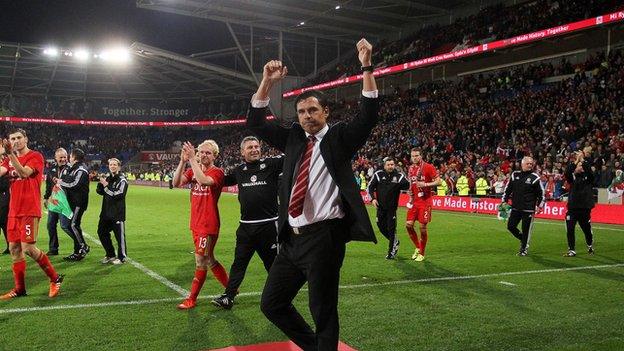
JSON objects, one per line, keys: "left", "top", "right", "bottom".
{"left": 305, "top": 124, "right": 329, "bottom": 141}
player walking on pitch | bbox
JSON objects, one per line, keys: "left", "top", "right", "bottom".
{"left": 405, "top": 148, "right": 441, "bottom": 261}
{"left": 0, "top": 128, "right": 64, "bottom": 299}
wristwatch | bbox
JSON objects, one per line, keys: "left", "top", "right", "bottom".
{"left": 361, "top": 65, "right": 374, "bottom": 72}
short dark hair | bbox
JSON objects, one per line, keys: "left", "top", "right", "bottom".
{"left": 71, "top": 148, "right": 85, "bottom": 162}
{"left": 383, "top": 157, "right": 395, "bottom": 164}
{"left": 411, "top": 147, "right": 423, "bottom": 154}
{"left": 294, "top": 90, "right": 329, "bottom": 112}
{"left": 8, "top": 128, "right": 27, "bottom": 138}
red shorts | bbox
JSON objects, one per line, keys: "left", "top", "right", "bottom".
{"left": 192, "top": 231, "right": 218, "bottom": 256}
{"left": 8, "top": 217, "right": 39, "bottom": 243}
{"left": 406, "top": 203, "right": 432, "bottom": 224}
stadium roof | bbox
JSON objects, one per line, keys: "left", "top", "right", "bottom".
{"left": 136, "top": 0, "right": 472, "bottom": 41}
{"left": 0, "top": 1, "right": 495, "bottom": 103}
{"left": 0, "top": 41, "right": 256, "bottom": 103}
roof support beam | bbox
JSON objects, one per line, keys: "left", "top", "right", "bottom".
{"left": 136, "top": 56, "right": 208, "bottom": 100}
{"left": 226, "top": 22, "right": 259, "bottom": 86}
{"left": 131, "top": 41, "right": 255, "bottom": 83}
{"left": 9, "top": 44, "right": 21, "bottom": 94}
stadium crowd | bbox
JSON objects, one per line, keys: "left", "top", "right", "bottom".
{"left": 305, "top": 0, "right": 622, "bottom": 86}
{"left": 351, "top": 49, "right": 624, "bottom": 198}
{"left": 0, "top": 54, "right": 622, "bottom": 200}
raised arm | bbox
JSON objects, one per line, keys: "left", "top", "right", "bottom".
{"left": 184, "top": 142, "right": 216, "bottom": 186}
{"left": 246, "top": 61, "right": 290, "bottom": 152}
{"left": 172, "top": 149, "right": 190, "bottom": 188}
{"left": 341, "top": 39, "right": 379, "bottom": 156}
{"left": 3, "top": 139, "right": 35, "bottom": 178}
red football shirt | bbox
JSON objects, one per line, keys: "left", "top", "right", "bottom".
{"left": 2, "top": 150, "right": 44, "bottom": 218}
{"left": 408, "top": 162, "right": 438, "bottom": 203}
{"left": 184, "top": 166, "right": 224, "bottom": 234}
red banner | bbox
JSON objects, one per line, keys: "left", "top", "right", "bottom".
{"left": 362, "top": 193, "right": 624, "bottom": 225}
{"left": 283, "top": 11, "right": 624, "bottom": 98}
{"left": 0, "top": 116, "right": 274, "bottom": 127}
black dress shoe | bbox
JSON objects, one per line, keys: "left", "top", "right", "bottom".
{"left": 63, "top": 253, "right": 84, "bottom": 261}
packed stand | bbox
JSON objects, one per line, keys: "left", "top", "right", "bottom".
{"left": 352, "top": 49, "right": 624, "bottom": 199}
{"left": 304, "top": 0, "right": 622, "bottom": 87}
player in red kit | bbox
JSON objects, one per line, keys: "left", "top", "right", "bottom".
{"left": 0, "top": 128, "right": 63, "bottom": 299}
{"left": 172, "top": 139, "right": 228, "bottom": 309}
{"left": 406, "top": 148, "right": 441, "bottom": 262}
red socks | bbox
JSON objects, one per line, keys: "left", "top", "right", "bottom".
{"left": 407, "top": 226, "right": 420, "bottom": 251}
{"left": 36, "top": 254, "right": 59, "bottom": 282}
{"left": 419, "top": 228, "right": 428, "bottom": 256}
{"left": 211, "top": 262, "right": 229, "bottom": 288}
{"left": 12, "top": 260, "right": 26, "bottom": 292}
{"left": 189, "top": 268, "right": 207, "bottom": 301}
{"left": 188, "top": 263, "right": 229, "bottom": 301}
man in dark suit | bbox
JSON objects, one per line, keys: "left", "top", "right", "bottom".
{"left": 247, "top": 38, "right": 378, "bottom": 351}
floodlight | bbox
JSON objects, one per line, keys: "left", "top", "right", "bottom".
{"left": 74, "top": 49, "right": 90, "bottom": 61}
{"left": 99, "top": 48, "right": 131, "bottom": 63}
{"left": 43, "top": 47, "right": 59, "bottom": 57}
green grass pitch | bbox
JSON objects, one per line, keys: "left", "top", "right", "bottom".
{"left": 0, "top": 185, "right": 622, "bottom": 350}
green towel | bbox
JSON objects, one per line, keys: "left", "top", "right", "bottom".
{"left": 497, "top": 202, "right": 511, "bottom": 221}
{"left": 48, "top": 187, "right": 73, "bottom": 219}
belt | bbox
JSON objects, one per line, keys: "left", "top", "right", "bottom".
{"left": 290, "top": 218, "right": 341, "bottom": 235}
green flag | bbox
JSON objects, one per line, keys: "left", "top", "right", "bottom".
{"left": 48, "top": 187, "right": 73, "bottom": 219}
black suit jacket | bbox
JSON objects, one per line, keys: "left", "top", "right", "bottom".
{"left": 247, "top": 96, "right": 379, "bottom": 244}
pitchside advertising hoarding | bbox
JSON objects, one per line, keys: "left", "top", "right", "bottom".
{"left": 218, "top": 186, "right": 623, "bottom": 224}
{"left": 139, "top": 151, "right": 180, "bottom": 163}
{"left": 395, "top": 194, "right": 623, "bottom": 225}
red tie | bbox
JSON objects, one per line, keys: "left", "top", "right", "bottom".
{"left": 288, "top": 135, "right": 316, "bottom": 217}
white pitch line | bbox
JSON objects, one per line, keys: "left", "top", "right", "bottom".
{"left": 1, "top": 262, "right": 621, "bottom": 314}
{"left": 335, "top": 263, "right": 624, "bottom": 290}
{"left": 81, "top": 231, "right": 190, "bottom": 297}
{"left": 42, "top": 211, "right": 188, "bottom": 297}
{"left": 499, "top": 281, "right": 517, "bottom": 286}
{"left": 438, "top": 211, "right": 624, "bottom": 232}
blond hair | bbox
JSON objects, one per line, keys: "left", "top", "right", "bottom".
{"left": 198, "top": 139, "right": 219, "bottom": 156}
{"left": 108, "top": 158, "right": 122, "bottom": 166}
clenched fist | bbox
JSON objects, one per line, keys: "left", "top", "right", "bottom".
{"left": 356, "top": 38, "right": 372, "bottom": 67}
{"left": 263, "top": 60, "right": 288, "bottom": 83}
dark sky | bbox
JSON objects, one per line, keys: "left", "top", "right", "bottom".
{"left": 0, "top": 0, "right": 232, "bottom": 54}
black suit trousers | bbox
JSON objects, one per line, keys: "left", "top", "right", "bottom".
{"left": 260, "top": 219, "right": 346, "bottom": 351}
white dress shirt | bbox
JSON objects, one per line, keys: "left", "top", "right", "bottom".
{"left": 251, "top": 90, "right": 378, "bottom": 227}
